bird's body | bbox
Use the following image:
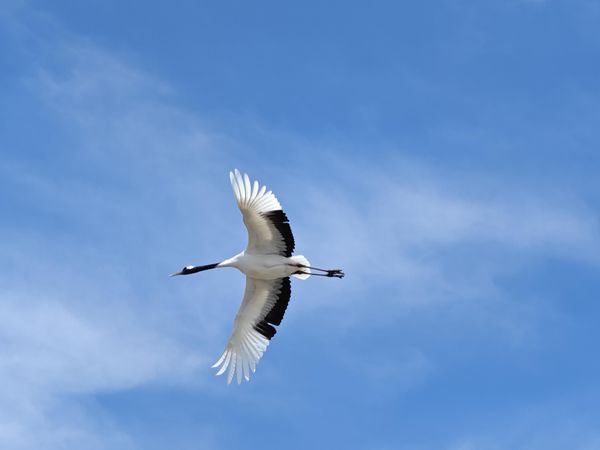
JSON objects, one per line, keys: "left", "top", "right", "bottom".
{"left": 218, "top": 252, "right": 309, "bottom": 280}
{"left": 172, "top": 169, "right": 343, "bottom": 384}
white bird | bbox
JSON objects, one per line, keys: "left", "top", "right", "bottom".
{"left": 171, "top": 169, "right": 344, "bottom": 384}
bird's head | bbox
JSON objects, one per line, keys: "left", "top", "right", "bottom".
{"left": 169, "top": 263, "right": 219, "bottom": 277}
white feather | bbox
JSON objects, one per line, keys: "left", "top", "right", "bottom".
{"left": 211, "top": 277, "right": 279, "bottom": 384}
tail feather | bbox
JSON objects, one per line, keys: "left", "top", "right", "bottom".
{"left": 291, "top": 255, "right": 311, "bottom": 280}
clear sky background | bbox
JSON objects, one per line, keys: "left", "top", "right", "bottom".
{"left": 2, "top": 1, "right": 600, "bottom": 449}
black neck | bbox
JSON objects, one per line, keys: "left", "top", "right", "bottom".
{"left": 182, "top": 263, "right": 219, "bottom": 275}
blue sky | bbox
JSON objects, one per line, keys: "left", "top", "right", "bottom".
{"left": 2, "top": 0, "right": 600, "bottom": 448}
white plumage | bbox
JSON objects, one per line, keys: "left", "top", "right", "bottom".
{"left": 212, "top": 278, "right": 284, "bottom": 384}
{"left": 171, "top": 169, "right": 343, "bottom": 384}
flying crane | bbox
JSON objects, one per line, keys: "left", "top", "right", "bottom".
{"left": 171, "top": 169, "right": 344, "bottom": 384}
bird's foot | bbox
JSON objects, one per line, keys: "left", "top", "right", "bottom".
{"left": 326, "top": 270, "right": 344, "bottom": 278}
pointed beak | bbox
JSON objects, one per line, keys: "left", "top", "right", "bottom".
{"left": 169, "top": 271, "right": 183, "bottom": 277}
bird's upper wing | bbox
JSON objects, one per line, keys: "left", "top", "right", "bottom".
{"left": 212, "top": 276, "right": 292, "bottom": 384}
{"left": 229, "top": 169, "right": 295, "bottom": 257}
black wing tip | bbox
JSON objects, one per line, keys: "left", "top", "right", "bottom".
{"left": 254, "top": 322, "right": 277, "bottom": 339}
{"left": 254, "top": 277, "right": 292, "bottom": 340}
{"left": 263, "top": 277, "right": 291, "bottom": 326}
{"left": 261, "top": 210, "right": 295, "bottom": 257}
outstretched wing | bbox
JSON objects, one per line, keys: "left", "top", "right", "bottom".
{"left": 212, "top": 276, "right": 292, "bottom": 384}
{"left": 229, "top": 169, "right": 295, "bottom": 257}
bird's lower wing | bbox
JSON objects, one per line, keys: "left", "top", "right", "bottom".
{"left": 212, "top": 276, "right": 292, "bottom": 384}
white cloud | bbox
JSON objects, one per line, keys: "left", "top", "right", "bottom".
{"left": 0, "top": 9, "right": 233, "bottom": 449}
{"left": 297, "top": 161, "right": 600, "bottom": 298}
{"left": 0, "top": 283, "right": 210, "bottom": 449}
{"left": 285, "top": 158, "right": 600, "bottom": 359}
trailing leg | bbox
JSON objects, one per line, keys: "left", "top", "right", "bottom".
{"left": 293, "top": 269, "right": 344, "bottom": 279}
